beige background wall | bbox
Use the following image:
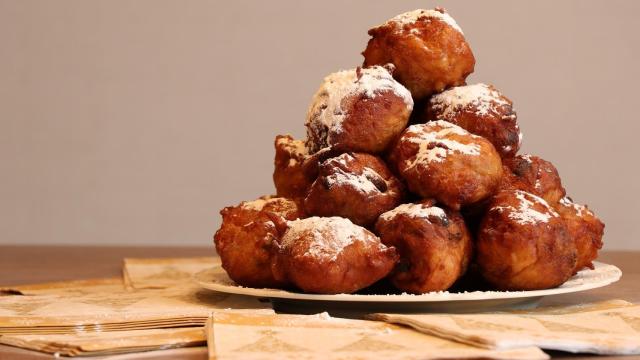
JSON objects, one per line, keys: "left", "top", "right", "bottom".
{"left": 1, "top": 0, "right": 638, "bottom": 249}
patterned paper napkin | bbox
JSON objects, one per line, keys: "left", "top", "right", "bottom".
{"left": 0, "top": 258, "right": 264, "bottom": 356}
{"left": 0, "top": 255, "right": 270, "bottom": 336}
{"left": 368, "top": 300, "right": 640, "bottom": 355}
{"left": 0, "top": 256, "right": 272, "bottom": 356}
{"left": 0, "top": 327, "right": 206, "bottom": 357}
{"left": 0, "top": 285, "right": 272, "bottom": 334}
{"left": 206, "top": 312, "right": 549, "bottom": 360}
{"left": 123, "top": 257, "right": 219, "bottom": 289}
{"left": 1, "top": 277, "right": 125, "bottom": 296}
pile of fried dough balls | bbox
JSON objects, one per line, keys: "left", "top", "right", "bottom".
{"left": 214, "top": 8, "right": 604, "bottom": 294}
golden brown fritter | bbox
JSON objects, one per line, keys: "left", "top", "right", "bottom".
{"left": 213, "top": 196, "right": 305, "bottom": 288}
{"left": 461, "top": 164, "right": 534, "bottom": 233}
{"left": 422, "top": 84, "right": 521, "bottom": 158}
{"left": 504, "top": 154, "right": 566, "bottom": 205}
{"left": 272, "top": 217, "right": 398, "bottom": 294}
{"left": 363, "top": 8, "right": 475, "bottom": 101}
{"left": 303, "top": 152, "right": 405, "bottom": 227}
{"left": 305, "top": 65, "right": 413, "bottom": 154}
{"left": 273, "top": 135, "right": 341, "bottom": 200}
{"left": 388, "top": 120, "right": 503, "bottom": 210}
{"left": 273, "top": 135, "right": 312, "bottom": 199}
{"left": 375, "top": 202, "right": 472, "bottom": 294}
{"left": 477, "top": 190, "right": 576, "bottom": 290}
{"left": 555, "top": 196, "right": 605, "bottom": 273}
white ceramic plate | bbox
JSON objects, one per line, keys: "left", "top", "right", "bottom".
{"left": 195, "top": 261, "right": 621, "bottom": 313}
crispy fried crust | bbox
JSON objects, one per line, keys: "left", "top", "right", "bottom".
{"left": 461, "top": 165, "right": 534, "bottom": 233}
{"left": 504, "top": 154, "right": 566, "bottom": 205}
{"left": 389, "top": 121, "right": 503, "bottom": 210}
{"left": 332, "top": 89, "right": 411, "bottom": 154}
{"left": 273, "top": 135, "right": 312, "bottom": 199}
{"left": 303, "top": 153, "right": 405, "bottom": 227}
{"left": 213, "top": 196, "right": 305, "bottom": 288}
{"left": 362, "top": 8, "right": 475, "bottom": 100}
{"left": 375, "top": 202, "right": 472, "bottom": 294}
{"left": 272, "top": 217, "right": 398, "bottom": 294}
{"left": 422, "top": 84, "right": 521, "bottom": 158}
{"left": 554, "top": 197, "right": 605, "bottom": 273}
{"left": 477, "top": 190, "right": 576, "bottom": 290}
{"left": 305, "top": 66, "right": 412, "bottom": 154}
{"left": 273, "top": 135, "right": 340, "bottom": 200}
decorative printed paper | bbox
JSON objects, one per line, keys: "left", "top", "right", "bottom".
{"left": 206, "top": 312, "right": 549, "bottom": 360}
{"left": 0, "top": 285, "right": 271, "bottom": 334}
{"left": 0, "top": 327, "right": 205, "bottom": 357}
{"left": 369, "top": 300, "right": 640, "bottom": 355}
{"left": 123, "top": 257, "right": 219, "bottom": 289}
{"left": 1, "top": 277, "right": 124, "bottom": 296}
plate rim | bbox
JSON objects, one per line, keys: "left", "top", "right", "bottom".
{"left": 194, "top": 261, "right": 621, "bottom": 303}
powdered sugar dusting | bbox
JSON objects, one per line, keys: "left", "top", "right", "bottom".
{"left": 281, "top": 217, "right": 374, "bottom": 261}
{"left": 322, "top": 153, "right": 384, "bottom": 195}
{"left": 325, "top": 169, "right": 379, "bottom": 194}
{"left": 379, "top": 203, "right": 446, "bottom": 222}
{"left": 559, "top": 196, "right": 591, "bottom": 217}
{"left": 495, "top": 190, "right": 559, "bottom": 225}
{"left": 380, "top": 9, "right": 463, "bottom": 35}
{"left": 518, "top": 131, "right": 523, "bottom": 147}
{"left": 404, "top": 121, "right": 481, "bottom": 169}
{"left": 305, "top": 66, "right": 413, "bottom": 150}
{"left": 519, "top": 153, "right": 533, "bottom": 164}
{"left": 430, "top": 83, "right": 511, "bottom": 119}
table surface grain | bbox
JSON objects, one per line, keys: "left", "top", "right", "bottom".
{"left": 0, "top": 246, "right": 638, "bottom": 360}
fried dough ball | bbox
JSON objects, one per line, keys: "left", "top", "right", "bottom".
{"left": 504, "top": 154, "right": 566, "bottom": 205}
{"left": 305, "top": 65, "right": 413, "bottom": 154}
{"left": 375, "top": 202, "right": 472, "bottom": 294}
{"left": 362, "top": 8, "right": 475, "bottom": 101}
{"left": 461, "top": 164, "right": 534, "bottom": 233}
{"left": 477, "top": 190, "right": 576, "bottom": 290}
{"left": 555, "top": 196, "right": 605, "bottom": 273}
{"left": 272, "top": 217, "right": 398, "bottom": 294}
{"left": 273, "top": 135, "right": 341, "bottom": 199}
{"left": 273, "top": 135, "right": 312, "bottom": 199}
{"left": 303, "top": 153, "right": 405, "bottom": 227}
{"left": 422, "top": 84, "right": 521, "bottom": 158}
{"left": 214, "top": 196, "right": 305, "bottom": 288}
{"left": 389, "top": 120, "right": 503, "bottom": 210}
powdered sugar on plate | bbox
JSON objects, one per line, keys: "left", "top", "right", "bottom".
{"left": 281, "top": 217, "right": 375, "bottom": 261}
{"left": 305, "top": 66, "right": 413, "bottom": 151}
{"left": 379, "top": 203, "right": 446, "bottom": 222}
{"left": 378, "top": 8, "right": 464, "bottom": 35}
{"left": 494, "top": 190, "right": 559, "bottom": 225}
{"left": 200, "top": 261, "right": 621, "bottom": 303}
{"left": 430, "top": 83, "right": 511, "bottom": 119}
{"left": 403, "top": 121, "right": 482, "bottom": 169}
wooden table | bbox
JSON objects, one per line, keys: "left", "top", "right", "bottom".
{"left": 0, "top": 246, "right": 638, "bottom": 359}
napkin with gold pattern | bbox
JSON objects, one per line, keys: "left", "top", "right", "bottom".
{"left": 1, "top": 277, "right": 124, "bottom": 296}
{"left": 369, "top": 300, "right": 640, "bottom": 355}
{"left": 123, "top": 257, "right": 218, "bottom": 289}
{"left": 206, "top": 311, "right": 549, "bottom": 360}
{"left": 0, "top": 327, "right": 206, "bottom": 357}
{"left": 0, "top": 284, "right": 271, "bottom": 334}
